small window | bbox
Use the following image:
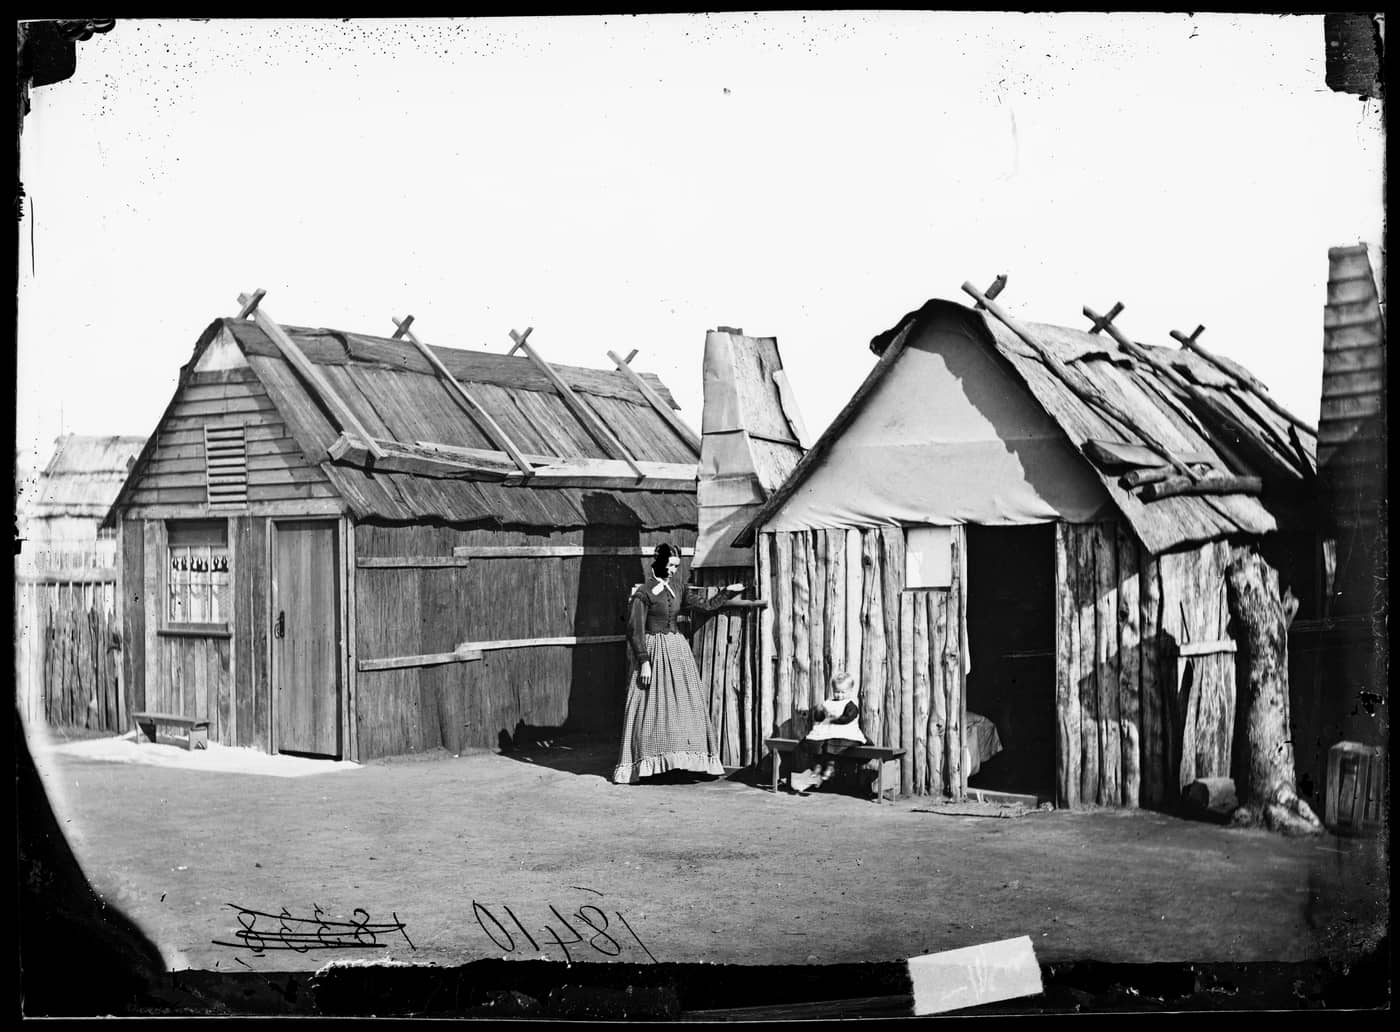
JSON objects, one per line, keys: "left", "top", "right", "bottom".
{"left": 167, "top": 520, "right": 230, "bottom": 624}
{"left": 905, "top": 526, "right": 952, "bottom": 588}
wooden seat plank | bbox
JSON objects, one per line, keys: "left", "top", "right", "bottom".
{"left": 765, "top": 737, "right": 905, "bottom": 802}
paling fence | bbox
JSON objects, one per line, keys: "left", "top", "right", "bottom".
{"left": 14, "top": 550, "right": 124, "bottom": 734}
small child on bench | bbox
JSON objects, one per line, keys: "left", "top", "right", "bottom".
{"left": 790, "top": 671, "right": 865, "bottom": 794}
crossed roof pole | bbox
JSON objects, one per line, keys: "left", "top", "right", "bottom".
{"left": 960, "top": 276, "right": 1315, "bottom": 504}
{"left": 231, "top": 290, "right": 701, "bottom": 491}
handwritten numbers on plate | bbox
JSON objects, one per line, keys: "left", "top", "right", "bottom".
{"left": 468, "top": 898, "right": 654, "bottom": 963}
{"left": 574, "top": 905, "right": 622, "bottom": 957}
{"left": 542, "top": 905, "right": 585, "bottom": 964}
{"left": 350, "top": 908, "right": 378, "bottom": 947}
{"left": 235, "top": 906, "right": 267, "bottom": 954}
{"left": 472, "top": 900, "right": 517, "bottom": 953}
{"left": 503, "top": 905, "right": 540, "bottom": 952}
{"left": 613, "top": 910, "right": 658, "bottom": 964}
{"left": 279, "top": 907, "right": 310, "bottom": 953}
{"left": 213, "top": 903, "right": 413, "bottom": 954}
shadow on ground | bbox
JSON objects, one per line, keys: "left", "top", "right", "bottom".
{"left": 496, "top": 721, "right": 772, "bottom": 789}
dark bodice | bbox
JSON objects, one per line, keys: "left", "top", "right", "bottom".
{"left": 626, "top": 576, "right": 736, "bottom": 661}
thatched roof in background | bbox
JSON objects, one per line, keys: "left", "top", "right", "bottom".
{"left": 28, "top": 434, "right": 145, "bottom": 519}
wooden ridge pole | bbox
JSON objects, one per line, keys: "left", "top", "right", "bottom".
{"left": 961, "top": 282, "right": 1196, "bottom": 480}
{"left": 508, "top": 328, "right": 646, "bottom": 479}
{"left": 391, "top": 315, "right": 535, "bottom": 475}
{"left": 1085, "top": 304, "right": 1302, "bottom": 481}
{"left": 236, "top": 292, "right": 384, "bottom": 460}
{"left": 607, "top": 349, "right": 703, "bottom": 457}
{"left": 1171, "top": 325, "right": 1317, "bottom": 434}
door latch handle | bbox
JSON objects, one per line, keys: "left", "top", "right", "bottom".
{"left": 275, "top": 610, "right": 286, "bottom": 639}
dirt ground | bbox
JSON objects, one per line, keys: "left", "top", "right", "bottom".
{"left": 28, "top": 728, "right": 1389, "bottom": 985}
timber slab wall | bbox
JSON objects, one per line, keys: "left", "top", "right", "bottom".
{"left": 758, "top": 524, "right": 1239, "bottom": 808}
{"left": 352, "top": 523, "right": 698, "bottom": 760}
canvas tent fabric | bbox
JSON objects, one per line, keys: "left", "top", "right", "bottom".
{"left": 755, "top": 319, "right": 1112, "bottom": 534}
{"left": 738, "top": 299, "right": 1316, "bottom": 556}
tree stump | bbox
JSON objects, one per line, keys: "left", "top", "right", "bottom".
{"left": 1224, "top": 549, "right": 1322, "bottom": 835}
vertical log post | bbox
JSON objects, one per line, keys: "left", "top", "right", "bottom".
{"left": 1139, "top": 551, "right": 1164, "bottom": 809}
{"left": 808, "top": 531, "right": 826, "bottom": 704}
{"left": 757, "top": 533, "right": 775, "bottom": 749}
{"left": 912, "top": 591, "right": 931, "bottom": 795}
{"left": 1076, "top": 527, "right": 1100, "bottom": 804}
{"left": 1117, "top": 525, "right": 1142, "bottom": 808}
{"left": 791, "top": 533, "right": 812, "bottom": 712}
{"left": 845, "top": 530, "right": 862, "bottom": 694}
{"left": 930, "top": 592, "right": 947, "bottom": 797}
{"left": 774, "top": 534, "right": 794, "bottom": 736}
{"left": 1094, "top": 525, "right": 1121, "bottom": 806}
{"left": 824, "top": 528, "right": 846, "bottom": 685}
{"left": 881, "top": 528, "right": 905, "bottom": 758}
{"left": 951, "top": 530, "right": 967, "bottom": 801}
{"left": 900, "top": 591, "right": 915, "bottom": 796}
{"left": 723, "top": 611, "right": 742, "bottom": 766}
{"left": 1055, "top": 524, "right": 1081, "bottom": 808}
{"left": 859, "top": 531, "right": 885, "bottom": 746}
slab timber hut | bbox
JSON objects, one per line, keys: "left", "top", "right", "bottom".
{"left": 735, "top": 288, "right": 1319, "bottom": 809}
{"left": 105, "top": 295, "right": 702, "bottom": 761}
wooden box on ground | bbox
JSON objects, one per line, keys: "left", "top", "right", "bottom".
{"left": 1325, "top": 741, "right": 1386, "bottom": 835}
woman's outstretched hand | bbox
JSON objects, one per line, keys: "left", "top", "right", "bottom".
{"left": 725, "top": 583, "right": 745, "bottom": 594}
{"left": 640, "top": 660, "right": 652, "bottom": 687}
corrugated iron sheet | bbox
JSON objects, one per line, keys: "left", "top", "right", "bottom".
{"left": 237, "top": 321, "right": 697, "bottom": 529}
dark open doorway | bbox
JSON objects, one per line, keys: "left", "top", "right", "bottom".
{"left": 965, "top": 524, "right": 1056, "bottom": 801}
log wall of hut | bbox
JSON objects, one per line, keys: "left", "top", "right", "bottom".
{"left": 352, "top": 522, "right": 697, "bottom": 760}
{"left": 756, "top": 522, "right": 1238, "bottom": 809}
{"left": 688, "top": 566, "right": 760, "bottom": 768}
{"left": 1055, "top": 524, "right": 1237, "bottom": 810}
{"left": 756, "top": 526, "right": 970, "bottom": 800}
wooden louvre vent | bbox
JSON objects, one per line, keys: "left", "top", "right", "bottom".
{"left": 204, "top": 424, "right": 248, "bottom": 509}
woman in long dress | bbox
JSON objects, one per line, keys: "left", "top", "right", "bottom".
{"left": 611, "top": 543, "right": 743, "bottom": 784}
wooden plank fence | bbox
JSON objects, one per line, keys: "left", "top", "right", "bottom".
{"left": 14, "top": 566, "right": 124, "bottom": 733}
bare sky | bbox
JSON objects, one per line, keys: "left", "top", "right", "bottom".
{"left": 15, "top": 14, "right": 1384, "bottom": 471}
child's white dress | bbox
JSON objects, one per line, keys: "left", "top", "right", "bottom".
{"left": 804, "top": 697, "right": 866, "bottom": 745}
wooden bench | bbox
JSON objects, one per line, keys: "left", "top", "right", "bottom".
{"left": 133, "top": 711, "right": 209, "bottom": 751}
{"left": 765, "top": 737, "right": 905, "bottom": 803}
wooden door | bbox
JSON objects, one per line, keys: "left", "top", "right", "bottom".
{"left": 273, "top": 520, "right": 340, "bottom": 757}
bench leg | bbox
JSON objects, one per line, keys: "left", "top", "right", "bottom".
{"left": 771, "top": 748, "right": 780, "bottom": 794}
{"left": 188, "top": 727, "right": 208, "bottom": 751}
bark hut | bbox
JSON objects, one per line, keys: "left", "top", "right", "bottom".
{"left": 1224, "top": 548, "right": 1322, "bottom": 835}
